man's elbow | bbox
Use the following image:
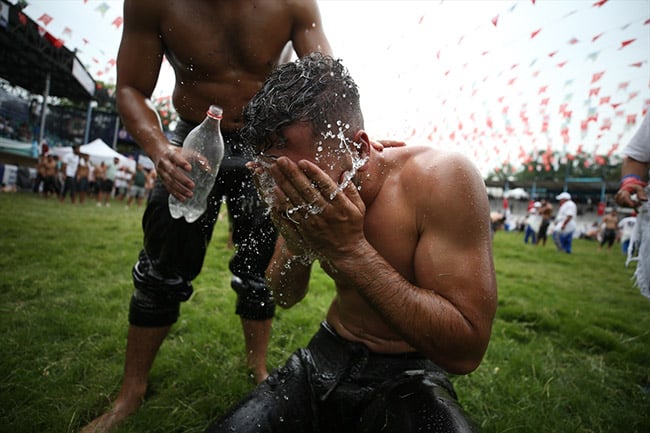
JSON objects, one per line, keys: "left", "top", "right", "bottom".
{"left": 272, "top": 286, "right": 307, "bottom": 309}
{"left": 445, "top": 354, "right": 486, "bottom": 375}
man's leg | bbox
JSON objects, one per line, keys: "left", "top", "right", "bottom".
{"left": 222, "top": 141, "right": 278, "bottom": 386}
{"left": 560, "top": 233, "right": 573, "bottom": 254}
{"left": 240, "top": 317, "right": 272, "bottom": 383}
{"left": 553, "top": 231, "right": 563, "bottom": 251}
{"left": 79, "top": 325, "right": 170, "bottom": 433}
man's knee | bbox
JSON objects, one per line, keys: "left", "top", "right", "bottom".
{"left": 129, "top": 254, "right": 194, "bottom": 327}
{"left": 231, "top": 275, "right": 275, "bottom": 320}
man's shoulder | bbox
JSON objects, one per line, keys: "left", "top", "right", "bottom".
{"left": 397, "top": 146, "right": 479, "bottom": 182}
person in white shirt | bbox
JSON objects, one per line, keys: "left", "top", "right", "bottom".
{"left": 552, "top": 191, "right": 577, "bottom": 253}
{"left": 618, "top": 212, "right": 637, "bottom": 255}
{"left": 60, "top": 144, "right": 80, "bottom": 204}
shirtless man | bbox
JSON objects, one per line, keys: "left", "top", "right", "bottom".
{"left": 43, "top": 154, "right": 58, "bottom": 198}
{"left": 599, "top": 209, "right": 618, "bottom": 251}
{"left": 204, "top": 53, "right": 497, "bottom": 433}
{"left": 79, "top": 1, "right": 331, "bottom": 432}
{"left": 76, "top": 153, "right": 91, "bottom": 204}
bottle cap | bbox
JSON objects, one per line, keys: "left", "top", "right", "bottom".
{"left": 207, "top": 105, "right": 223, "bottom": 120}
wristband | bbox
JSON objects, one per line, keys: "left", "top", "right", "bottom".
{"left": 619, "top": 175, "right": 647, "bottom": 193}
{"left": 620, "top": 174, "right": 642, "bottom": 184}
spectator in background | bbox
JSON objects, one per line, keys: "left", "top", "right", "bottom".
{"left": 42, "top": 154, "right": 58, "bottom": 198}
{"left": 76, "top": 153, "right": 92, "bottom": 204}
{"left": 524, "top": 201, "right": 542, "bottom": 244}
{"left": 126, "top": 164, "right": 147, "bottom": 208}
{"left": 619, "top": 211, "right": 637, "bottom": 255}
{"left": 598, "top": 209, "right": 618, "bottom": 251}
{"left": 536, "top": 199, "right": 553, "bottom": 246}
{"left": 60, "top": 144, "right": 80, "bottom": 204}
{"left": 552, "top": 192, "right": 577, "bottom": 253}
{"left": 114, "top": 166, "right": 131, "bottom": 202}
{"left": 100, "top": 156, "right": 120, "bottom": 207}
{"left": 94, "top": 161, "right": 107, "bottom": 206}
{"left": 33, "top": 154, "right": 46, "bottom": 194}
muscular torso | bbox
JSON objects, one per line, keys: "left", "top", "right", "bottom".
{"left": 77, "top": 159, "right": 90, "bottom": 178}
{"left": 603, "top": 215, "right": 618, "bottom": 230}
{"left": 44, "top": 160, "right": 57, "bottom": 177}
{"left": 158, "top": 0, "right": 301, "bottom": 129}
{"left": 326, "top": 147, "right": 432, "bottom": 353}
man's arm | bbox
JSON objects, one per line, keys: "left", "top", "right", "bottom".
{"left": 289, "top": 0, "right": 333, "bottom": 57}
{"left": 266, "top": 235, "right": 313, "bottom": 308}
{"left": 354, "top": 154, "right": 496, "bottom": 373}
{"left": 116, "top": 0, "right": 194, "bottom": 201}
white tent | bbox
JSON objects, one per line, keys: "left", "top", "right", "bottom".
{"left": 49, "top": 139, "right": 136, "bottom": 171}
{"left": 81, "top": 139, "right": 135, "bottom": 170}
{"left": 504, "top": 187, "right": 529, "bottom": 200}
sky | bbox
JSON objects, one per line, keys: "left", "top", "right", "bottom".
{"left": 8, "top": 0, "right": 650, "bottom": 176}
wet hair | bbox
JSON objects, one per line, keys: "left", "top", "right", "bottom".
{"left": 242, "top": 52, "right": 363, "bottom": 155}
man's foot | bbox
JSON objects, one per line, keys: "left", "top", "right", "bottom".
{"left": 79, "top": 397, "right": 142, "bottom": 433}
{"left": 79, "top": 411, "right": 123, "bottom": 433}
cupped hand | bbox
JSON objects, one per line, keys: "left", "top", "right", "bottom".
{"left": 261, "top": 156, "right": 367, "bottom": 261}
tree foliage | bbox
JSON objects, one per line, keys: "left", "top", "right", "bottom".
{"left": 486, "top": 148, "right": 622, "bottom": 183}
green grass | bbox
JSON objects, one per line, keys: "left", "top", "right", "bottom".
{"left": 1, "top": 192, "right": 648, "bottom": 433}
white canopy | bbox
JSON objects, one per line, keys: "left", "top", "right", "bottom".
{"left": 50, "top": 139, "right": 136, "bottom": 171}
{"left": 81, "top": 139, "right": 135, "bottom": 170}
{"left": 504, "top": 187, "right": 529, "bottom": 200}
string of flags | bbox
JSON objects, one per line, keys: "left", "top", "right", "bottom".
{"left": 365, "top": 0, "right": 649, "bottom": 175}
{"left": 16, "top": 1, "right": 123, "bottom": 82}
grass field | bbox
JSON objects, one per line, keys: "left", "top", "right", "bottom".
{"left": 1, "top": 192, "right": 648, "bottom": 433}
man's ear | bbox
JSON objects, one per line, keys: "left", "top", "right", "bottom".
{"left": 353, "top": 130, "right": 371, "bottom": 171}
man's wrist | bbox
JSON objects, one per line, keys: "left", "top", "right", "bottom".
{"left": 619, "top": 174, "right": 647, "bottom": 192}
{"left": 620, "top": 173, "right": 643, "bottom": 183}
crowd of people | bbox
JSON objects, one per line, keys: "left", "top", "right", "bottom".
{"left": 31, "top": 146, "right": 156, "bottom": 208}
{"left": 506, "top": 190, "right": 639, "bottom": 256}
{"left": 0, "top": 114, "right": 31, "bottom": 142}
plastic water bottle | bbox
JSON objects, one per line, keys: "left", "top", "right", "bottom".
{"left": 168, "top": 105, "right": 225, "bottom": 223}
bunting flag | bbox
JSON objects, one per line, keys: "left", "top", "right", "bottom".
{"left": 94, "top": 2, "right": 110, "bottom": 17}
{"left": 37, "top": 13, "right": 52, "bottom": 26}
